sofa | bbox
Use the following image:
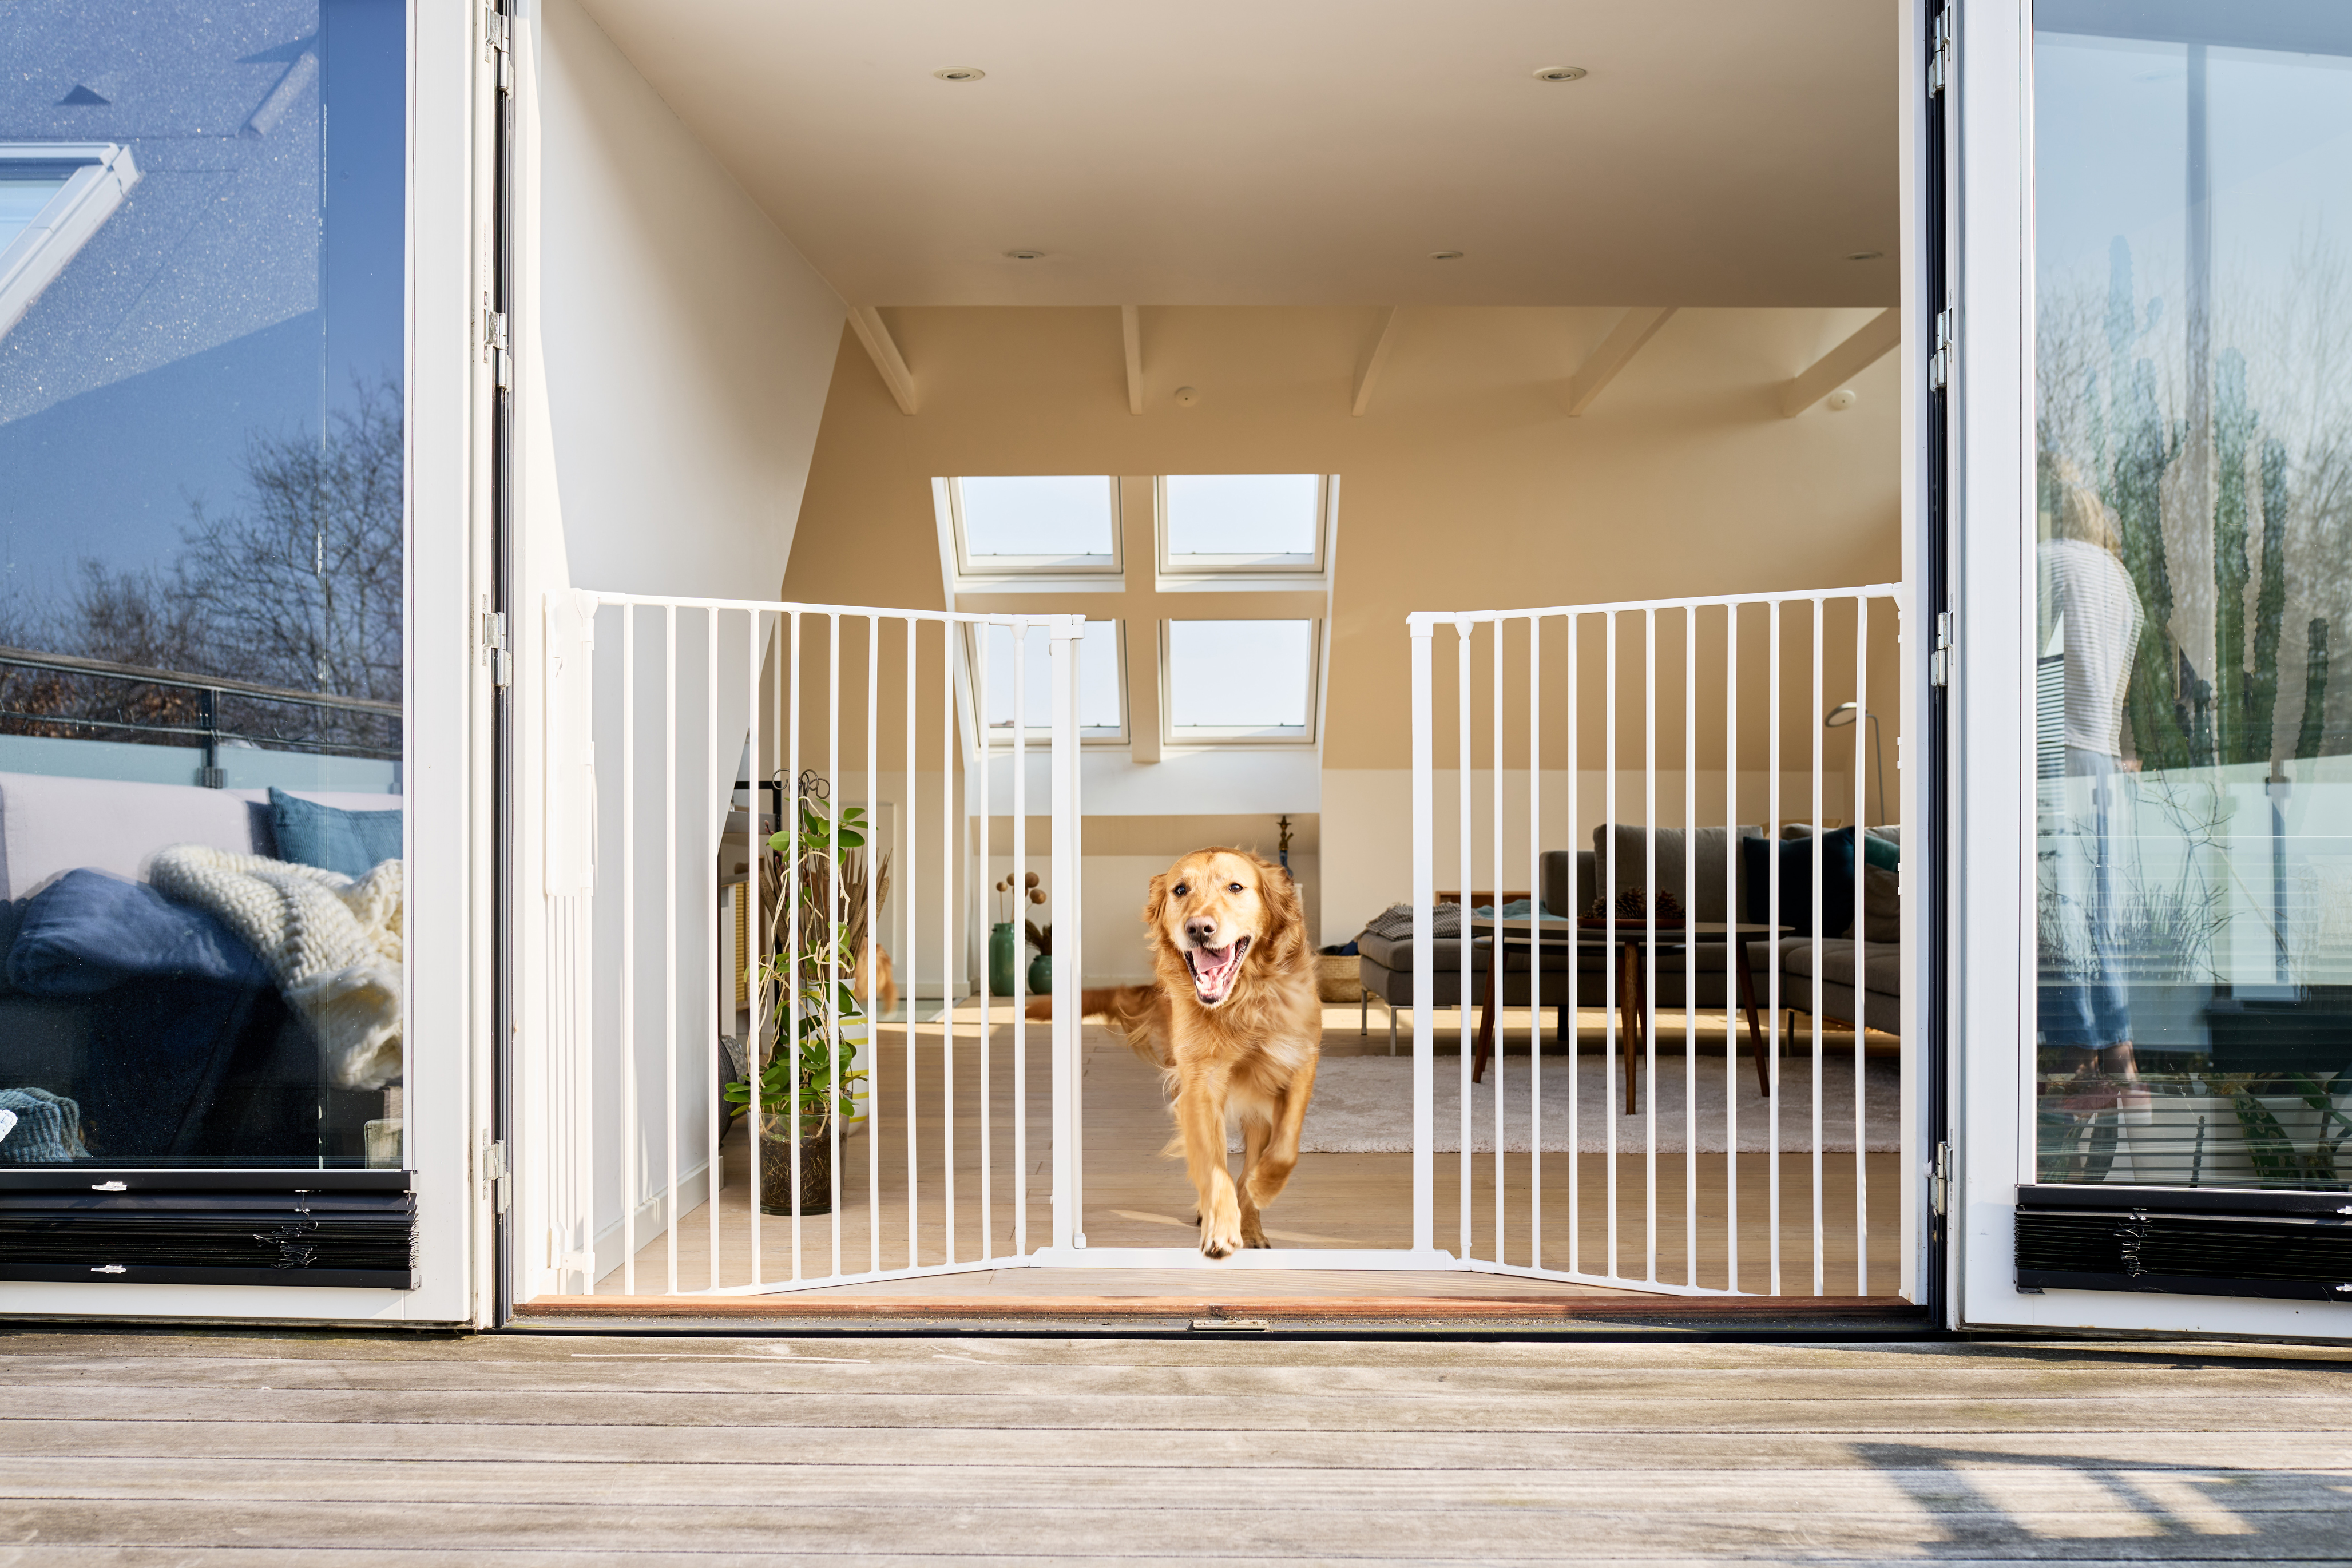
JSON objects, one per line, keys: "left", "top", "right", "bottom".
{"left": 1354, "top": 820, "right": 1901, "bottom": 1046}
{"left": 0, "top": 770, "right": 402, "bottom": 1165}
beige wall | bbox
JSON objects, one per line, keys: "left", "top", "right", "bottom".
{"left": 779, "top": 303, "right": 1899, "bottom": 952}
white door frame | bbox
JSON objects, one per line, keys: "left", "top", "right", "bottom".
{"left": 1947, "top": 0, "right": 2352, "bottom": 1339}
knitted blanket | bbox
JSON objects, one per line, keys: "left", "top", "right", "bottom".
{"left": 150, "top": 847, "right": 404, "bottom": 1090}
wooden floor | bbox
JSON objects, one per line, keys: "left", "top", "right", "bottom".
{"left": 2, "top": 1327, "right": 2346, "bottom": 1562}
{"left": 590, "top": 1005, "right": 1902, "bottom": 1302}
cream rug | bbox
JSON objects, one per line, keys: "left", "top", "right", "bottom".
{"left": 1232, "top": 1051, "right": 1901, "bottom": 1155}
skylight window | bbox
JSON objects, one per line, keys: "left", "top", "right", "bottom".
{"left": 0, "top": 144, "right": 138, "bottom": 342}
{"left": 951, "top": 475, "right": 1120, "bottom": 575}
{"left": 976, "top": 619, "right": 1126, "bottom": 740}
{"left": 1164, "top": 620, "right": 1319, "bottom": 742}
{"left": 1161, "top": 474, "right": 1327, "bottom": 571}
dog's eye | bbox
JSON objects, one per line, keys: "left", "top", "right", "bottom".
{"left": 1172, "top": 884, "right": 1188, "bottom": 897}
{"left": 1229, "top": 882, "right": 1243, "bottom": 893}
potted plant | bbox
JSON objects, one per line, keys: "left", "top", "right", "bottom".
{"left": 1026, "top": 916, "right": 1053, "bottom": 997}
{"left": 723, "top": 785, "right": 881, "bottom": 1215}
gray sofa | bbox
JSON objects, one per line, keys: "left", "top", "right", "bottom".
{"left": 1355, "top": 821, "right": 1901, "bottom": 1045}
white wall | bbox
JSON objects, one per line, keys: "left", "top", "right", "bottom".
{"left": 536, "top": 0, "right": 844, "bottom": 598}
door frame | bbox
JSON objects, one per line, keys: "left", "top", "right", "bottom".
{"left": 1946, "top": 0, "right": 2352, "bottom": 1340}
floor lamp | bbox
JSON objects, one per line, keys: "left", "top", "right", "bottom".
{"left": 1825, "top": 701, "right": 1886, "bottom": 825}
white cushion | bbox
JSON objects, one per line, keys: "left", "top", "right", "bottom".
{"left": 0, "top": 773, "right": 403, "bottom": 899}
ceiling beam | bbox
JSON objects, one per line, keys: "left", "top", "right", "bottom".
{"left": 1351, "top": 306, "right": 1402, "bottom": 416}
{"left": 847, "top": 305, "right": 917, "bottom": 415}
{"left": 1121, "top": 305, "right": 1145, "bottom": 415}
{"left": 1562, "top": 306, "right": 1677, "bottom": 416}
{"left": 1778, "top": 308, "right": 1900, "bottom": 417}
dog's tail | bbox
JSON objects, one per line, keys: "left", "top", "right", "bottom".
{"left": 1024, "top": 985, "right": 1166, "bottom": 1067}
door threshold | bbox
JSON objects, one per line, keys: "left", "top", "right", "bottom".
{"left": 513, "top": 1291, "right": 1923, "bottom": 1333}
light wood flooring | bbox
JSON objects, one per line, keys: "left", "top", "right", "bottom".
{"left": 588, "top": 1004, "right": 1903, "bottom": 1303}
{"left": 2, "top": 1328, "right": 2347, "bottom": 1563}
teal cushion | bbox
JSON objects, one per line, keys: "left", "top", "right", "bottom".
{"left": 1741, "top": 829, "right": 1858, "bottom": 936}
{"left": 1862, "top": 831, "right": 1899, "bottom": 871}
{"left": 268, "top": 788, "right": 402, "bottom": 878}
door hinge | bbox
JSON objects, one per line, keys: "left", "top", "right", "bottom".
{"left": 1930, "top": 1140, "right": 1952, "bottom": 1217}
{"left": 482, "top": 607, "right": 512, "bottom": 688}
{"left": 482, "top": 301, "right": 513, "bottom": 391}
{"left": 1929, "top": 610, "right": 1953, "bottom": 688}
{"left": 1927, "top": 9, "right": 1952, "bottom": 98}
{"left": 1927, "top": 305, "right": 1955, "bottom": 391}
{"left": 484, "top": 4, "right": 513, "bottom": 94}
{"left": 482, "top": 1134, "right": 511, "bottom": 1214}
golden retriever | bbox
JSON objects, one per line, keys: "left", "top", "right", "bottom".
{"left": 1029, "top": 847, "right": 1319, "bottom": 1257}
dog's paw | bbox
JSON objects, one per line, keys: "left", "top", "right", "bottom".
{"left": 1199, "top": 1209, "right": 1245, "bottom": 1259}
{"left": 1241, "top": 1218, "right": 1271, "bottom": 1249}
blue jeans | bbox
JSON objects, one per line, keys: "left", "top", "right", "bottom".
{"left": 2038, "top": 747, "right": 2132, "bottom": 1049}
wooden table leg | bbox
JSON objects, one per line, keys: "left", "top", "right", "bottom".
{"left": 1619, "top": 941, "right": 1644, "bottom": 1116}
{"left": 1732, "top": 932, "right": 1771, "bottom": 1098}
{"left": 1473, "top": 936, "right": 1501, "bottom": 1083}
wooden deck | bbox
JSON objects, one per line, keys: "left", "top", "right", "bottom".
{"left": 584, "top": 1004, "right": 1902, "bottom": 1305}
{"left": 2, "top": 1327, "right": 2346, "bottom": 1561}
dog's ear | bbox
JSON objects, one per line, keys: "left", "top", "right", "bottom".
{"left": 1144, "top": 872, "right": 1169, "bottom": 930}
{"left": 1255, "top": 851, "right": 1305, "bottom": 953}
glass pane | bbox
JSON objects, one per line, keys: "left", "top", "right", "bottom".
{"left": 0, "top": 2, "right": 407, "bottom": 1169}
{"left": 2033, "top": 3, "right": 2352, "bottom": 1189}
{"left": 981, "top": 621, "right": 1123, "bottom": 733}
{"left": 958, "top": 475, "right": 1117, "bottom": 561}
{"left": 0, "top": 169, "right": 71, "bottom": 252}
{"left": 1167, "top": 620, "right": 1314, "bottom": 732}
{"left": 1164, "top": 473, "right": 1321, "bottom": 559}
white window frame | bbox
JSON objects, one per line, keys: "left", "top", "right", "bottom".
{"left": 0, "top": 142, "right": 137, "bottom": 340}
{"left": 965, "top": 617, "right": 1130, "bottom": 746}
{"left": 1155, "top": 473, "right": 1338, "bottom": 588}
{"left": 943, "top": 475, "right": 1124, "bottom": 587}
{"left": 1159, "top": 617, "right": 1322, "bottom": 748}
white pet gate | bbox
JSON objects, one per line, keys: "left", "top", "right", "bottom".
{"left": 524, "top": 586, "right": 1911, "bottom": 1301}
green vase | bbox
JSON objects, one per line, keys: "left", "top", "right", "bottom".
{"left": 989, "top": 922, "right": 1018, "bottom": 997}
{"left": 1027, "top": 951, "right": 1053, "bottom": 998}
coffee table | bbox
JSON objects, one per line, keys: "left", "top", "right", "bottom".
{"left": 1464, "top": 918, "right": 1785, "bottom": 1114}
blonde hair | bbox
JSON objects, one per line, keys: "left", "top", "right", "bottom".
{"left": 2052, "top": 479, "right": 2123, "bottom": 554}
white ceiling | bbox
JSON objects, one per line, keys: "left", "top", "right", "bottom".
{"left": 574, "top": 0, "right": 1899, "bottom": 308}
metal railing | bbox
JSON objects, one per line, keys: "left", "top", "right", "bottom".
{"left": 0, "top": 644, "right": 400, "bottom": 784}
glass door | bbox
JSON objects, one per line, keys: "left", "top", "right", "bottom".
{"left": 1956, "top": 0, "right": 2352, "bottom": 1333}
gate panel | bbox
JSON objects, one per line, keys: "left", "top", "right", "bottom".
{"left": 532, "top": 592, "right": 1082, "bottom": 1299}
{"left": 1410, "top": 589, "right": 1909, "bottom": 1297}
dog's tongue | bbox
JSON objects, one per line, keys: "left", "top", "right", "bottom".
{"left": 1193, "top": 943, "right": 1242, "bottom": 993}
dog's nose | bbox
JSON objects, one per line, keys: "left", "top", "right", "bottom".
{"left": 1185, "top": 916, "right": 1219, "bottom": 945}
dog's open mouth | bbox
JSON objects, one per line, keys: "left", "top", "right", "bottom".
{"left": 1184, "top": 936, "right": 1251, "bottom": 1006}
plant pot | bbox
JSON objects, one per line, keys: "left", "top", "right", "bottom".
{"left": 989, "top": 922, "right": 1019, "bottom": 997}
{"left": 1028, "top": 951, "right": 1052, "bottom": 997}
{"left": 757, "top": 1116, "right": 835, "bottom": 1216}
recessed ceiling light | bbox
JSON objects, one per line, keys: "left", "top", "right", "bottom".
{"left": 1430, "top": 250, "right": 1465, "bottom": 261}
{"left": 1004, "top": 249, "right": 1044, "bottom": 260}
{"left": 1846, "top": 250, "right": 1885, "bottom": 261}
{"left": 1533, "top": 66, "right": 1588, "bottom": 82}
{"left": 933, "top": 66, "right": 985, "bottom": 81}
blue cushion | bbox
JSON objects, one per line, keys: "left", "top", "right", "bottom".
{"left": 1861, "top": 830, "right": 1899, "bottom": 871}
{"left": 269, "top": 787, "right": 402, "bottom": 878}
{"left": 1740, "top": 830, "right": 1859, "bottom": 938}
{"left": 6, "top": 869, "right": 268, "bottom": 996}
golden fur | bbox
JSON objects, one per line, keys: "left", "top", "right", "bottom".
{"left": 1028, "top": 847, "right": 1318, "bottom": 1257}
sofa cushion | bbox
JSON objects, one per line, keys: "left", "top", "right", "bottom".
{"left": 1740, "top": 829, "right": 1859, "bottom": 937}
{"left": 1750, "top": 937, "right": 1901, "bottom": 999}
{"left": 7, "top": 868, "right": 269, "bottom": 996}
{"left": 268, "top": 787, "right": 403, "bottom": 877}
{"left": 1587, "top": 825, "right": 1760, "bottom": 923}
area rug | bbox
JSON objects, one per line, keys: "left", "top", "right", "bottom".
{"left": 1232, "top": 1051, "right": 1901, "bottom": 1155}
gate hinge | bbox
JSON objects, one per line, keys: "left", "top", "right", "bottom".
{"left": 482, "top": 301, "right": 513, "bottom": 390}
{"left": 482, "top": 606, "right": 512, "bottom": 688}
{"left": 1927, "top": 9, "right": 1952, "bottom": 98}
{"left": 1930, "top": 1140, "right": 1952, "bottom": 1217}
{"left": 484, "top": 4, "right": 513, "bottom": 94}
{"left": 481, "top": 1134, "right": 512, "bottom": 1214}
{"left": 1929, "top": 610, "right": 1953, "bottom": 688}
{"left": 1927, "top": 305, "right": 1955, "bottom": 391}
